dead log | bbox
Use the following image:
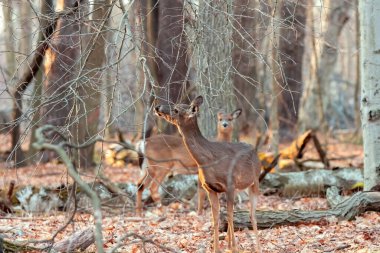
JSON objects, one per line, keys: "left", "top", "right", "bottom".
{"left": 51, "top": 227, "right": 94, "bottom": 252}
{"left": 220, "top": 191, "right": 380, "bottom": 231}
{"left": 261, "top": 167, "right": 362, "bottom": 197}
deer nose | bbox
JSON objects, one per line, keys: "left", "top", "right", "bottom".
{"left": 222, "top": 123, "right": 228, "bottom": 128}
{"left": 154, "top": 105, "right": 161, "bottom": 112}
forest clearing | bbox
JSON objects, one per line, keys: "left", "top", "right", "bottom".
{"left": 0, "top": 0, "right": 380, "bottom": 252}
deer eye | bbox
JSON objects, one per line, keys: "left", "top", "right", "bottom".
{"left": 174, "top": 109, "right": 179, "bottom": 114}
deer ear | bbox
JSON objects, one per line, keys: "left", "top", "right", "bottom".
{"left": 190, "top": 96, "right": 203, "bottom": 107}
{"left": 188, "top": 96, "right": 203, "bottom": 118}
{"left": 232, "top": 109, "right": 242, "bottom": 119}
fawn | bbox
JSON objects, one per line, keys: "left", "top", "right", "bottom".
{"left": 154, "top": 96, "right": 261, "bottom": 253}
{"left": 136, "top": 109, "right": 242, "bottom": 216}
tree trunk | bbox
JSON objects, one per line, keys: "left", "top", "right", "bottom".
{"left": 269, "top": 0, "right": 282, "bottom": 158}
{"left": 2, "top": 0, "right": 16, "bottom": 79}
{"left": 277, "top": 0, "right": 307, "bottom": 140}
{"left": 41, "top": 0, "right": 81, "bottom": 162}
{"left": 154, "top": 0, "right": 189, "bottom": 134}
{"left": 72, "top": 0, "right": 112, "bottom": 168}
{"left": 359, "top": 0, "right": 380, "bottom": 190}
{"left": 10, "top": 0, "right": 56, "bottom": 167}
{"left": 27, "top": 0, "right": 55, "bottom": 162}
{"left": 220, "top": 191, "right": 380, "bottom": 231}
{"left": 195, "top": 0, "right": 236, "bottom": 138}
{"left": 232, "top": 0, "right": 259, "bottom": 139}
{"left": 298, "top": 1, "right": 351, "bottom": 132}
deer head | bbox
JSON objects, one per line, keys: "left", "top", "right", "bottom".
{"left": 217, "top": 108, "right": 241, "bottom": 136}
{"left": 154, "top": 96, "right": 204, "bottom": 128}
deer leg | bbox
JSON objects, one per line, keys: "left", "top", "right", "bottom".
{"left": 226, "top": 188, "right": 237, "bottom": 252}
{"left": 136, "top": 168, "right": 151, "bottom": 216}
{"left": 207, "top": 190, "right": 221, "bottom": 253}
{"left": 149, "top": 169, "right": 169, "bottom": 214}
{"left": 197, "top": 177, "right": 206, "bottom": 215}
{"left": 249, "top": 183, "right": 262, "bottom": 253}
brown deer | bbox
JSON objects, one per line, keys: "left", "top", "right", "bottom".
{"left": 136, "top": 109, "right": 242, "bottom": 216}
{"left": 154, "top": 96, "right": 261, "bottom": 253}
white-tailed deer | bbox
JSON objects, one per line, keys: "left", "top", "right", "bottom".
{"left": 154, "top": 96, "right": 261, "bottom": 253}
{"left": 136, "top": 109, "right": 242, "bottom": 216}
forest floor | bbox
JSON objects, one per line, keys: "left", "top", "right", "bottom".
{"left": 0, "top": 132, "right": 379, "bottom": 253}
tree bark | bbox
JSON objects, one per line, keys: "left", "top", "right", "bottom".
{"left": 2, "top": 0, "right": 16, "bottom": 79}
{"left": 232, "top": 0, "right": 260, "bottom": 139}
{"left": 73, "top": 0, "right": 113, "bottom": 168}
{"left": 277, "top": 0, "right": 307, "bottom": 139}
{"left": 10, "top": 0, "right": 55, "bottom": 167}
{"left": 41, "top": 0, "right": 81, "bottom": 162}
{"left": 195, "top": 0, "right": 236, "bottom": 138}
{"left": 359, "top": 0, "right": 380, "bottom": 190}
{"left": 220, "top": 191, "right": 380, "bottom": 231}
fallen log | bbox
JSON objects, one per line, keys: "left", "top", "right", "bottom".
{"left": 220, "top": 191, "right": 380, "bottom": 231}
{"left": 51, "top": 227, "right": 94, "bottom": 252}
{"left": 261, "top": 167, "right": 363, "bottom": 197}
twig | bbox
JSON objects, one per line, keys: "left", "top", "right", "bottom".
{"left": 33, "top": 125, "right": 104, "bottom": 253}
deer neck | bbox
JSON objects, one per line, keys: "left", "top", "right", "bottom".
{"left": 177, "top": 120, "right": 211, "bottom": 166}
{"left": 216, "top": 131, "right": 231, "bottom": 142}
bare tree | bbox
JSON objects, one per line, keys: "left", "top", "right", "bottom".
{"left": 298, "top": 0, "right": 351, "bottom": 132}
{"left": 359, "top": 0, "right": 380, "bottom": 190}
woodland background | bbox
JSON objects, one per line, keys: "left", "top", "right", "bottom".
{"left": 0, "top": 0, "right": 379, "bottom": 252}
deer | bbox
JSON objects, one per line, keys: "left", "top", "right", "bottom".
{"left": 136, "top": 109, "right": 242, "bottom": 216}
{"left": 154, "top": 96, "right": 262, "bottom": 253}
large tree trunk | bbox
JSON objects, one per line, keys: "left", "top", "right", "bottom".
{"left": 277, "top": 0, "right": 307, "bottom": 140}
{"left": 155, "top": 0, "right": 189, "bottom": 134}
{"left": 41, "top": 0, "right": 81, "bottom": 162}
{"left": 195, "top": 0, "right": 236, "bottom": 138}
{"left": 72, "top": 0, "right": 112, "bottom": 168}
{"left": 232, "top": 0, "right": 260, "bottom": 139}
{"left": 359, "top": 0, "right": 380, "bottom": 190}
{"left": 298, "top": 1, "right": 351, "bottom": 132}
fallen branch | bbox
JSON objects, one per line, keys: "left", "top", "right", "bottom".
{"left": 220, "top": 191, "right": 380, "bottom": 231}
{"left": 50, "top": 227, "right": 94, "bottom": 252}
{"left": 33, "top": 125, "right": 104, "bottom": 253}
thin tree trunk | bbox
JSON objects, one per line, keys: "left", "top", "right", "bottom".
{"left": 359, "top": 0, "right": 380, "bottom": 190}
{"left": 2, "top": 0, "right": 16, "bottom": 79}
{"left": 270, "top": 0, "right": 282, "bottom": 159}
